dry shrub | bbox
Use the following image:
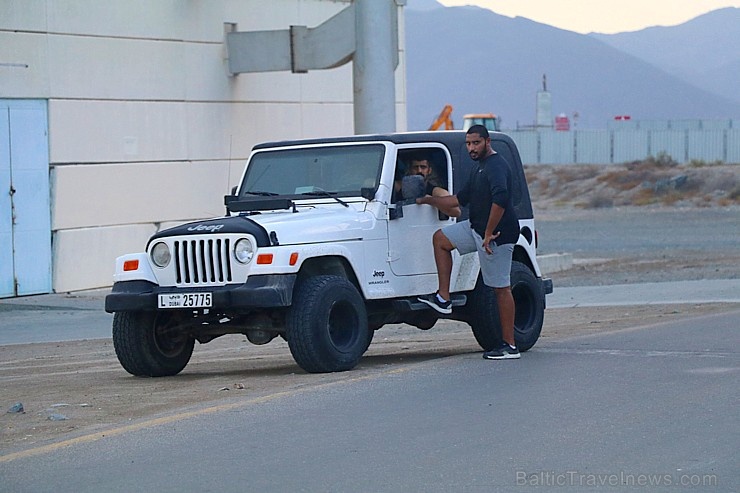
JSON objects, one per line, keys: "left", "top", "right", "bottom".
{"left": 598, "top": 169, "right": 647, "bottom": 190}
{"left": 631, "top": 188, "right": 657, "bottom": 206}
{"left": 553, "top": 165, "right": 600, "bottom": 181}
{"left": 728, "top": 185, "right": 740, "bottom": 201}
{"left": 644, "top": 152, "right": 679, "bottom": 168}
{"left": 698, "top": 195, "right": 715, "bottom": 207}
{"left": 529, "top": 160, "right": 739, "bottom": 208}
{"left": 689, "top": 159, "right": 725, "bottom": 168}
{"left": 702, "top": 172, "right": 736, "bottom": 192}
{"left": 660, "top": 192, "right": 682, "bottom": 205}
{"left": 584, "top": 192, "right": 614, "bottom": 209}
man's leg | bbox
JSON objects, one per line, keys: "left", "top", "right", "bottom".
{"left": 419, "top": 222, "right": 474, "bottom": 314}
{"left": 432, "top": 229, "right": 455, "bottom": 300}
{"left": 478, "top": 243, "right": 519, "bottom": 360}
{"left": 494, "top": 286, "right": 515, "bottom": 347}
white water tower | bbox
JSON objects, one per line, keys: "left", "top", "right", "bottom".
{"left": 536, "top": 74, "right": 552, "bottom": 128}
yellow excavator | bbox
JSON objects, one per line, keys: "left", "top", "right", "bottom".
{"left": 429, "top": 105, "right": 501, "bottom": 132}
{"left": 428, "top": 104, "right": 454, "bottom": 130}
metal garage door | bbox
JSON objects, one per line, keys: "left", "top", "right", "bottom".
{"left": 0, "top": 100, "right": 51, "bottom": 298}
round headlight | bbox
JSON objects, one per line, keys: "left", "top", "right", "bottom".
{"left": 151, "top": 242, "right": 171, "bottom": 268}
{"left": 234, "top": 238, "right": 254, "bottom": 264}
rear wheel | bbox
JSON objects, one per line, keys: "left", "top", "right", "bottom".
{"left": 112, "top": 311, "right": 194, "bottom": 377}
{"left": 511, "top": 261, "right": 545, "bottom": 351}
{"left": 467, "top": 261, "right": 545, "bottom": 352}
{"left": 468, "top": 275, "right": 502, "bottom": 351}
{"left": 287, "top": 275, "right": 370, "bottom": 373}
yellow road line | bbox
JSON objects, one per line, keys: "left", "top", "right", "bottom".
{"left": 0, "top": 367, "right": 409, "bottom": 463}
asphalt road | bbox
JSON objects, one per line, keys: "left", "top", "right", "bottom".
{"left": 536, "top": 206, "right": 740, "bottom": 260}
{"left": 536, "top": 206, "right": 740, "bottom": 287}
{"left": 2, "top": 309, "right": 737, "bottom": 492}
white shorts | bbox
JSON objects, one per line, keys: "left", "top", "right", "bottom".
{"left": 441, "top": 220, "right": 514, "bottom": 288}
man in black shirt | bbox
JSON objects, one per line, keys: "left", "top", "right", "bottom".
{"left": 417, "top": 125, "right": 520, "bottom": 360}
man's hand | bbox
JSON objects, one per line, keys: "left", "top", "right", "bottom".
{"left": 483, "top": 231, "right": 501, "bottom": 254}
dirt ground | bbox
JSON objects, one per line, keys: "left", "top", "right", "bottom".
{"left": 2, "top": 301, "right": 739, "bottom": 454}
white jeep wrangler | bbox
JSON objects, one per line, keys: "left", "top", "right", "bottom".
{"left": 105, "top": 131, "right": 553, "bottom": 375}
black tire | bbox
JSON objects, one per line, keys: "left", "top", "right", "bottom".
{"left": 468, "top": 274, "right": 502, "bottom": 351}
{"left": 468, "top": 261, "right": 545, "bottom": 352}
{"left": 112, "top": 311, "right": 194, "bottom": 377}
{"left": 287, "top": 275, "right": 370, "bottom": 373}
{"left": 511, "top": 260, "right": 545, "bottom": 351}
{"left": 362, "top": 326, "right": 374, "bottom": 355}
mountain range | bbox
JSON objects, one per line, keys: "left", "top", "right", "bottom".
{"left": 404, "top": 1, "right": 740, "bottom": 130}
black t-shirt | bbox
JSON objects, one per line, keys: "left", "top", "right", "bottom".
{"left": 457, "top": 152, "right": 519, "bottom": 245}
{"left": 424, "top": 179, "right": 441, "bottom": 196}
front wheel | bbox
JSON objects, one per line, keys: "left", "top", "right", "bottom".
{"left": 112, "top": 311, "right": 195, "bottom": 377}
{"left": 287, "top": 275, "right": 370, "bottom": 373}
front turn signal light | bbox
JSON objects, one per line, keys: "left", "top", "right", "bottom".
{"left": 123, "top": 260, "right": 140, "bottom": 271}
{"left": 256, "top": 253, "right": 273, "bottom": 265}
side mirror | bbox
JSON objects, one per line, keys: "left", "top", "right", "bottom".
{"left": 401, "top": 175, "right": 425, "bottom": 200}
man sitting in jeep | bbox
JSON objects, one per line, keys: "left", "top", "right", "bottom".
{"left": 395, "top": 150, "right": 461, "bottom": 218}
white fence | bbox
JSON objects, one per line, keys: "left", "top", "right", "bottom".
{"left": 509, "top": 119, "right": 740, "bottom": 165}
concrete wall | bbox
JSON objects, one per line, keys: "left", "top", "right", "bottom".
{"left": 1, "top": 0, "right": 407, "bottom": 292}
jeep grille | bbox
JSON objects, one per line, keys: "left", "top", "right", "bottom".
{"left": 174, "top": 239, "right": 232, "bottom": 285}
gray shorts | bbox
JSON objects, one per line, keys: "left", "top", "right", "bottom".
{"left": 441, "top": 220, "right": 514, "bottom": 288}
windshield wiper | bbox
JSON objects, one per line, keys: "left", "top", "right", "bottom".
{"left": 300, "top": 189, "right": 349, "bottom": 207}
{"left": 244, "top": 190, "right": 279, "bottom": 197}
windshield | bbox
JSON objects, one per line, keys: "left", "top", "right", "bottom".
{"left": 240, "top": 144, "right": 385, "bottom": 198}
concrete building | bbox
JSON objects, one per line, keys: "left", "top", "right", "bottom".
{"left": 1, "top": 0, "right": 408, "bottom": 297}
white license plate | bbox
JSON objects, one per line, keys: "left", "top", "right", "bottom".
{"left": 158, "top": 292, "right": 212, "bottom": 309}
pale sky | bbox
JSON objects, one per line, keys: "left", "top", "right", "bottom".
{"left": 437, "top": 0, "right": 740, "bottom": 34}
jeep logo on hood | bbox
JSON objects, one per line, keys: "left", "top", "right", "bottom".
{"left": 148, "top": 216, "right": 271, "bottom": 247}
{"left": 187, "top": 224, "right": 224, "bottom": 232}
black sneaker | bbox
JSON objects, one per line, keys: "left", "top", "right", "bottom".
{"left": 417, "top": 292, "right": 452, "bottom": 314}
{"left": 483, "top": 343, "right": 520, "bottom": 360}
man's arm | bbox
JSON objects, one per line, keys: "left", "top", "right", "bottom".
{"left": 416, "top": 193, "right": 461, "bottom": 218}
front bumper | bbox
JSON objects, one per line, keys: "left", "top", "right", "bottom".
{"left": 104, "top": 274, "right": 297, "bottom": 313}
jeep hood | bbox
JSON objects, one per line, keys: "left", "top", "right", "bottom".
{"left": 148, "top": 216, "right": 271, "bottom": 247}
{"left": 148, "top": 204, "right": 373, "bottom": 248}
{"left": 250, "top": 204, "right": 373, "bottom": 245}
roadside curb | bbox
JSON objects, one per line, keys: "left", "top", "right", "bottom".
{"left": 0, "top": 288, "right": 109, "bottom": 310}
{"left": 537, "top": 253, "right": 573, "bottom": 274}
